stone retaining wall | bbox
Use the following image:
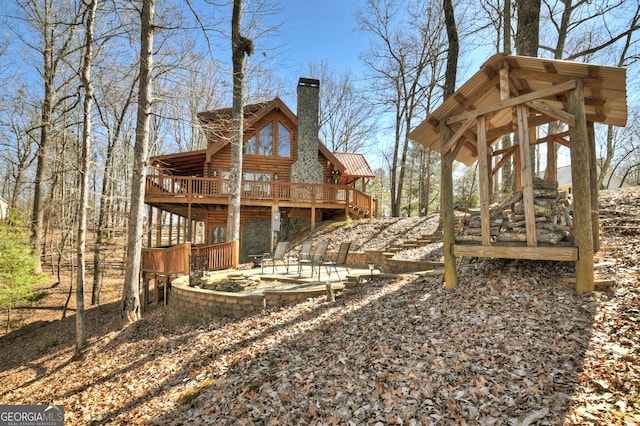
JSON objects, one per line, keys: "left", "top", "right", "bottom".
{"left": 166, "top": 279, "right": 329, "bottom": 327}
{"left": 165, "top": 250, "right": 442, "bottom": 327}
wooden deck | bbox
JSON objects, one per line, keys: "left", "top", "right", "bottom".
{"left": 145, "top": 174, "right": 378, "bottom": 217}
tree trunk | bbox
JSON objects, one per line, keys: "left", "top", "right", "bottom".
{"left": 515, "top": 0, "right": 541, "bottom": 173}
{"left": 122, "top": 0, "right": 155, "bottom": 325}
{"left": 515, "top": 0, "right": 541, "bottom": 56}
{"left": 75, "top": 0, "right": 98, "bottom": 351}
{"left": 443, "top": 0, "right": 459, "bottom": 100}
{"left": 227, "top": 0, "right": 253, "bottom": 242}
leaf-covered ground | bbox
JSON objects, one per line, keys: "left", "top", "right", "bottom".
{"left": 0, "top": 188, "right": 638, "bottom": 425}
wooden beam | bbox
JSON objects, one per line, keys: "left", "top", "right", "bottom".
{"left": 568, "top": 79, "right": 594, "bottom": 293}
{"left": 454, "top": 244, "right": 578, "bottom": 261}
{"left": 516, "top": 104, "right": 538, "bottom": 246}
{"left": 525, "top": 99, "right": 576, "bottom": 126}
{"left": 492, "top": 147, "right": 516, "bottom": 176}
{"left": 441, "top": 123, "right": 457, "bottom": 290}
{"left": 447, "top": 80, "right": 577, "bottom": 126}
{"left": 499, "top": 65, "right": 510, "bottom": 101}
{"left": 514, "top": 144, "right": 522, "bottom": 191}
{"left": 493, "top": 144, "right": 518, "bottom": 157}
{"left": 443, "top": 116, "right": 475, "bottom": 154}
{"left": 537, "top": 130, "right": 570, "bottom": 142}
{"left": 547, "top": 129, "right": 557, "bottom": 182}
{"left": 477, "top": 115, "right": 491, "bottom": 246}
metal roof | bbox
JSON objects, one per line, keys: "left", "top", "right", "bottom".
{"left": 332, "top": 152, "right": 375, "bottom": 178}
{"left": 408, "top": 53, "right": 628, "bottom": 165}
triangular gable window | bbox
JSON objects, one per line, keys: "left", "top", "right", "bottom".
{"left": 243, "top": 121, "right": 291, "bottom": 158}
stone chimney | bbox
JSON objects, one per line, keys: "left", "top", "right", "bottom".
{"left": 291, "top": 78, "right": 324, "bottom": 184}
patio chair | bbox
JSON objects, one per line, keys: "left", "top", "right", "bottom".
{"left": 319, "top": 241, "right": 351, "bottom": 281}
{"left": 295, "top": 240, "right": 314, "bottom": 276}
{"left": 308, "top": 240, "right": 329, "bottom": 280}
{"left": 261, "top": 241, "right": 290, "bottom": 274}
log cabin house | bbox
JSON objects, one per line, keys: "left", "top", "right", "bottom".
{"left": 144, "top": 78, "right": 377, "bottom": 263}
{"left": 408, "top": 54, "right": 627, "bottom": 293}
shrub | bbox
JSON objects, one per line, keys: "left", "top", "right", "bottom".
{"left": 0, "top": 209, "right": 48, "bottom": 332}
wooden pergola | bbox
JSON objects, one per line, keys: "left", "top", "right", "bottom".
{"left": 408, "top": 53, "right": 627, "bottom": 292}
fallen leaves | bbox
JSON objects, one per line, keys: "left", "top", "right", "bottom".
{"left": 0, "top": 188, "right": 638, "bottom": 424}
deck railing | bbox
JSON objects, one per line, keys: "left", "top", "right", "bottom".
{"left": 141, "top": 242, "right": 191, "bottom": 277}
{"left": 191, "top": 241, "right": 239, "bottom": 271}
{"left": 140, "top": 241, "right": 239, "bottom": 312}
{"left": 141, "top": 241, "right": 239, "bottom": 276}
{"left": 146, "top": 174, "right": 376, "bottom": 217}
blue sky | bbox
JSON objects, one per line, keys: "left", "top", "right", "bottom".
{"left": 267, "top": 0, "right": 369, "bottom": 81}
{"left": 278, "top": 1, "right": 367, "bottom": 70}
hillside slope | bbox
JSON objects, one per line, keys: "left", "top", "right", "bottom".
{"left": 0, "top": 188, "right": 638, "bottom": 425}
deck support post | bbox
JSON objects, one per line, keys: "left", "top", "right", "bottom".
{"left": 155, "top": 209, "right": 162, "bottom": 247}
{"left": 168, "top": 213, "right": 173, "bottom": 245}
{"left": 441, "top": 123, "right": 457, "bottom": 290}
{"left": 568, "top": 79, "right": 594, "bottom": 292}
{"left": 147, "top": 204, "right": 153, "bottom": 247}
{"left": 187, "top": 203, "right": 192, "bottom": 242}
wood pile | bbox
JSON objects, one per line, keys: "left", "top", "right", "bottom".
{"left": 457, "top": 177, "right": 572, "bottom": 245}
{"left": 599, "top": 191, "right": 640, "bottom": 236}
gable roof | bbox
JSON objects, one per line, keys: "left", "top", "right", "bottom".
{"left": 201, "top": 97, "right": 348, "bottom": 173}
{"left": 408, "top": 53, "right": 628, "bottom": 165}
{"left": 151, "top": 97, "right": 372, "bottom": 177}
{"left": 200, "top": 97, "right": 297, "bottom": 160}
{"left": 333, "top": 152, "right": 375, "bottom": 178}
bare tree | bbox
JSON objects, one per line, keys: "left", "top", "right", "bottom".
{"left": 13, "top": 0, "right": 83, "bottom": 270}
{"left": 122, "top": 0, "right": 155, "bottom": 324}
{"left": 75, "top": 0, "right": 98, "bottom": 350}
{"left": 0, "top": 88, "right": 40, "bottom": 211}
{"left": 227, "top": 0, "right": 254, "bottom": 243}
{"left": 358, "top": 0, "right": 447, "bottom": 217}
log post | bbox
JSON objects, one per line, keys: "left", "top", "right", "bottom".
{"left": 441, "top": 123, "right": 457, "bottom": 289}
{"left": 155, "top": 209, "right": 162, "bottom": 247}
{"left": 568, "top": 79, "right": 594, "bottom": 292}
{"left": 168, "top": 213, "right": 173, "bottom": 245}
{"left": 547, "top": 136, "right": 557, "bottom": 182}
{"left": 516, "top": 104, "right": 537, "bottom": 246}
{"left": 477, "top": 115, "right": 491, "bottom": 246}
{"left": 187, "top": 203, "right": 192, "bottom": 242}
{"left": 147, "top": 204, "right": 153, "bottom": 247}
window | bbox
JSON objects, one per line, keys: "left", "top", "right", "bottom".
{"left": 278, "top": 123, "right": 291, "bottom": 157}
{"left": 243, "top": 121, "right": 290, "bottom": 157}
{"left": 244, "top": 135, "right": 257, "bottom": 155}
{"left": 258, "top": 122, "right": 273, "bottom": 155}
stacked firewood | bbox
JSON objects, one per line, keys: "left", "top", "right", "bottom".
{"left": 457, "top": 177, "right": 573, "bottom": 245}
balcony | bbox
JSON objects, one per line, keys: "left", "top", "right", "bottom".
{"left": 145, "top": 174, "right": 378, "bottom": 217}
